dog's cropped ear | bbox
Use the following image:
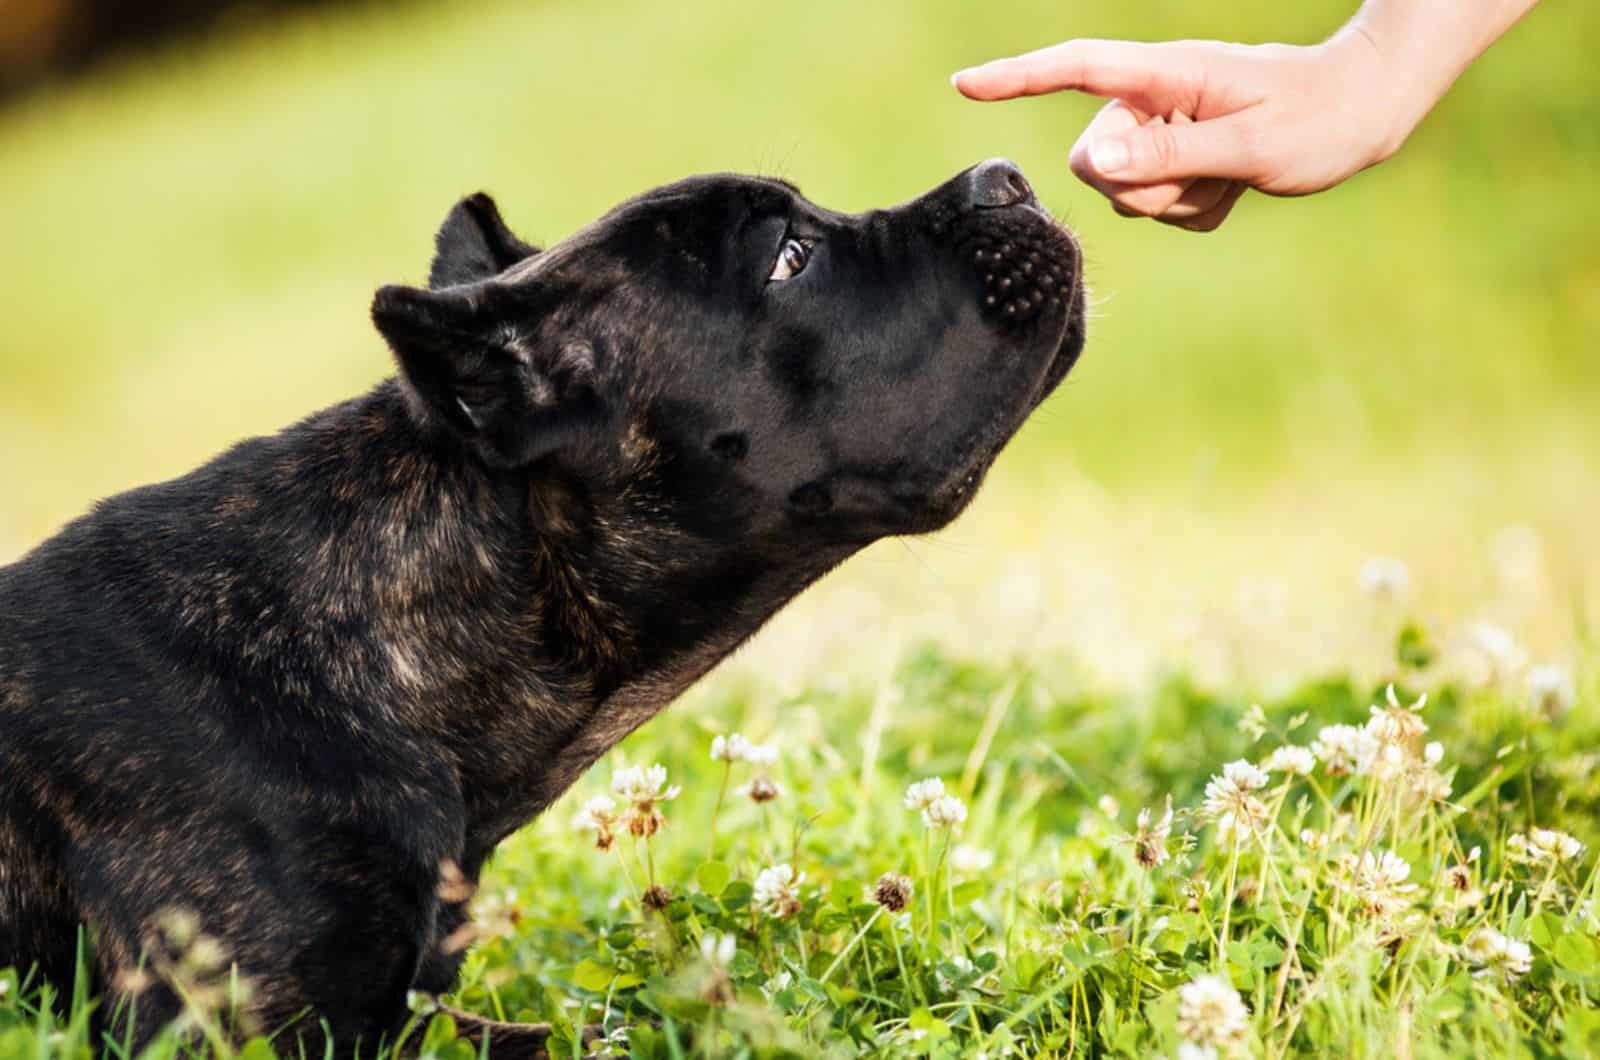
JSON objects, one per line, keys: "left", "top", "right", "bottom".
{"left": 371, "top": 281, "right": 601, "bottom": 468}
{"left": 428, "top": 193, "right": 540, "bottom": 289}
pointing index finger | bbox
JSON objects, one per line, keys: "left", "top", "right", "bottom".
{"left": 952, "top": 39, "right": 1201, "bottom": 114}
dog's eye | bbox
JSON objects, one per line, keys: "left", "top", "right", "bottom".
{"left": 767, "top": 238, "right": 812, "bottom": 283}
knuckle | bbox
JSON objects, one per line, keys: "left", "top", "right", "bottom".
{"left": 1144, "top": 127, "right": 1180, "bottom": 171}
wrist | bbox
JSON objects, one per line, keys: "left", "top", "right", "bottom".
{"left": 1315, "top": 25, "right": 1431, "bottom": 167}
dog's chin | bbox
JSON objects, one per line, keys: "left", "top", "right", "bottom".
{"left": 893, "top": 405, "right": 1037, "bottom": 534}
{"left": 894, "top": 287, "right": 1085, "bottom": 537}
{"left": 1031, "top": 280, "right": 1086, "bottom": 411}
{"left": 911, "top": 457, "right": 1000, "bottom": 533}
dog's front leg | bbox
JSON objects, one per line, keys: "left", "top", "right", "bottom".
{"left": 444, "top": 1008, "right": 609, "bottom": 1059}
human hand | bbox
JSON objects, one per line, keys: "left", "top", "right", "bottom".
{"left": 951, "top": 31, "right": 1414, "bottom": 231}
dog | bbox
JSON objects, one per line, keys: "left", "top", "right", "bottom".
{"left": 0, "top": 158, "right": 1084, "bottom": 1055}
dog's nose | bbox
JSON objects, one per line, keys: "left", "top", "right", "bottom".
{"left": 966, "top": 158, "right": 1034, "bottom": 208}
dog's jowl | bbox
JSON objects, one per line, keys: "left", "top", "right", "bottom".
{"left": 0, "top": 160, "right": 1084, "bottom": 1055}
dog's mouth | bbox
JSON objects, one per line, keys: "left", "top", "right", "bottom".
{"left": 947, "top": 191, "right": 1086, "bottom": 406}
{"left": 968, "top": 207, "right": 1080, "bottom": 328}
{"left": 902, "top": 203, "right": 1084, "bottom": 526}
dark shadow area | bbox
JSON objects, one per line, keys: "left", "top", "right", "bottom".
{"left": 0, "top": 0, "right": 341, "bottom": 99}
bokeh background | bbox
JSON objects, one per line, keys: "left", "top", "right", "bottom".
{"left": 2, "top": 0, "right": 1596, "bottom": 691}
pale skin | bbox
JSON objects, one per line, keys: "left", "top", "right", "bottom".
{"left": 951, "top": 0, "right": 1542, "bottom": 231}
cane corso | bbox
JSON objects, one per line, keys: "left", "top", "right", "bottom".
{"left": 0, "top": 159, "right": 1084, "bottom": 1054}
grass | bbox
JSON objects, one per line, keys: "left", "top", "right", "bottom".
{"left": 1, "top": 621, "right": 1596, "bottom": 1058}
{"left": 1, "top": 0, "right": 1597, "bottom": 1055}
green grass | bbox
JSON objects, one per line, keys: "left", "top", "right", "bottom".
{"left": 2, "top": 631, "right": 1597, "bottom": 1057}
{"left": 1, "top": 0, "right": 1598, "bottom": 1055}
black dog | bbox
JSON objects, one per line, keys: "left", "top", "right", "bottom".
{"left": 0, "top": 159, "right": 1084, "bottom": 1055}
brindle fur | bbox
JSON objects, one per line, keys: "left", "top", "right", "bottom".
{"left": 0, "top": 161, "right": 1084, "bottom": 1055}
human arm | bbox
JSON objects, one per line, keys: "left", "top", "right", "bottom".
{"left": 950, "top": 0, "right": 1541, "bottom": 230}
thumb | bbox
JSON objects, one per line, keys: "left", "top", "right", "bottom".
{"left": 1086, "top": 113, "right": 1259, "bottom": 184}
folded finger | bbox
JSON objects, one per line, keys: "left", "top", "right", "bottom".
{"left": 1072, "top": 105, "right": 1191, "bottom": 217}
{"left": 1157, "top": 176, "right": 1231, "bottom": 220}
{"left": 1165, "top": 182, "right": 1248, "bottom": 232}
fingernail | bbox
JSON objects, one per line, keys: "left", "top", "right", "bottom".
{"left": 1091, "top": 138, "right": 1130, "bottom": 176}
{"left": 949, "top": 68, "right": 973, "bottom": 87}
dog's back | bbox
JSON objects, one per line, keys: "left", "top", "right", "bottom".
{"left": 0, "top": 409, "right": 495, "bottom": 1044}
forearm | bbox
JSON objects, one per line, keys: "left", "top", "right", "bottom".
{"left": 1336, "top": 0, "right": 1540, "bottom": 151}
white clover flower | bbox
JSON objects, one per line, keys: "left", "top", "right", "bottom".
{"left": 611, "top": 764, "right": 681, "bottom": 837}
{"left": 752, "top": 864, "right": 804, "bottom": 919}
{"left": 737, "top": 775, "right": 783, "bottom": 803}
{"left": 1298, "top": 829, "right": 1329, "bottom": 851}
{"left": 1311, "top": 724, "right": 1380, "bottom": 777}
{"left": 1526, "top": 664, "right": 1576, "bottom": 722}
{"left": 1359, "top": 557, "right": 1411, "bottom": 601}
{"left": 699, "top": 930, "right": 737, "bottom": 967}
{"left": 571, "top": 795, "right": 619, "bottom": 850}
{"left": 950, "top": 844, "right": 995, "bottom": 874}
{"left": 872, "top": 873, "right": 913, "bottom": 912}
{"left": 1470, "top": 623, "right": 1523, "bottom": 665}
{"left": 1262, "top": 745, "right": 1315, "bottom": 776}
{"left": 1363, "top": 741, "right": 1410, "bottom": 784}
{"left": 469, "top": 888, "right": 522, "bottom": 941}
{"left": 1441, "top": 863, "right": 1483, "bottom": 909}
{"left": 1409, "top": 738, "right": 1452, "bottom": 802}
{"left": 1201, "top": 761, "right": 1269, "bottom": 842}
{"left": 745, "top": 742, "right": 779, "bottom": 768}
{"left": 936, "top": 953, "right": 977, "bottom": 994}
{"left": 904, "top": 778, "right": 947, "bottom": 811}
{"left": 1411, "top": 767, "right": 1452, "bottom": 803}
{"left": 1361, "top": 850, "right": 1413, "bottom": 887}
{"left": 1176, "top": 1044, "right": 1220, "bottom": 1060}
{"left": 1506, "top": 828, "right": 1584, "bottom": 866}
{"left": 611, "top": 763, "right": 681, "bottom": 805}
{"left": 760, "top": 970, "right": 793, "bottom": 1000}
{"left": 1097, "top": 794, "right": 1121, "bottom": 819}
{"left": 710, "top": 732, "right": 753, "bottom": 762}
{"left": 1366, "top": 684, "right": 1429, "bottom": 746}
{"left": 922, "top": 794, "right": 969, "bottom": 831}
{"left": 1127, "top": 798, "right": 1174, "bottom": 869}
{"left": 1175, "top": 974, "right": 1249, "bottom": 1053}
{"left": 1463, "top": 927, "right": 1532, "bottom": 979}
{"left": 1500, "top": 936, "right": 1534, "bottom": 978}
{"left": 571, "top": 794, "right": 616, "bottom": 831}
{"left": 1339, "top": 849, "right": 1417, "bottom": 919}
{"left": 1225, "top": 760, "right": 1268, "bottom": 790}
{"left": 1462, "top": 622, "right": 1526, "bottom": 687}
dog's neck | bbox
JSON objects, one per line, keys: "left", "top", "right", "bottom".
{"left": 226, "top": 382, "right": 848, "bottom": 856}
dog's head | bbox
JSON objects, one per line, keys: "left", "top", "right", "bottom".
{"left": 372, "top": 160, "right": 1084, "bottom": 547}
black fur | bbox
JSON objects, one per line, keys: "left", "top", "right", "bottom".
{"left": 0, "top": 160, "right": 1084, "bottom": 1056}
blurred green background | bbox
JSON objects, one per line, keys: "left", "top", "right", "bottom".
{"left": 2, "top": 0, "right": 1596, "bottom": 684}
